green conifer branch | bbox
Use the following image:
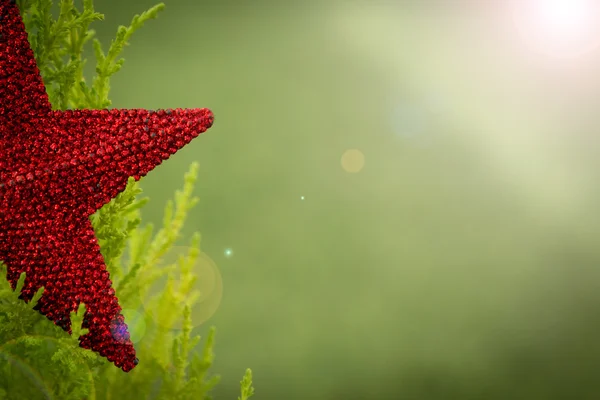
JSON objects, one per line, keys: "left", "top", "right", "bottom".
{"left": 239, "top": 369, "right": 256, "bottom": 400}
{"left": 91, "top": 3, "right": 165, "bottom": 109}
{"left": 1, "top": 1, "right": 254, "bottom": 399}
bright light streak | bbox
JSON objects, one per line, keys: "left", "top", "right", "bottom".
{"left": 512, "top": 0, "right": 600, "bottom": 58}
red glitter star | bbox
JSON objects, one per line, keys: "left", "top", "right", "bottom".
{"left": 0, "top": 0, "right": 214, "bottom": 371}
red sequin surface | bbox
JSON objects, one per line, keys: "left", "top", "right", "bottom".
{"left": 0, "top": 0, "right": 214, "bottom": 372}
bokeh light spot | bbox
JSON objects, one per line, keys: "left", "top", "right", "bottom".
{"left": 142, "top": 247, "right": 223, "bottom": 331}
{"left": 341, "top": 149, "right": 365, "bottom": 173}
{"left": 388, "top": 95, "right": 442, "bottom": 148}
{"left": 391, "top": 101, "right": 426, "bottom": 139}
{"left": 224, "top": 248, "right": 233, "bottom": 258}
{"left": 120, "top": 308, "right": 147, "bottom": 344}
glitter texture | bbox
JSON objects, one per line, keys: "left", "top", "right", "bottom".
{"left": 0, "top": 0, "right": 214, "bottom": 372}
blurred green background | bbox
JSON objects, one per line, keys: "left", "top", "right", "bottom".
{"left": 91, "top": 1, "right": 600, "bottom": 398}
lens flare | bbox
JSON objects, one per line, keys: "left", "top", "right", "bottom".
{"left": 119, "top": 308, "right": 147, "bottom": 344}
{"left": 512, "top": 0, "right": 600, "bottom": 58}
{"left": 341, "top": 149, "right": 365, "bottom": 173}
{"left": 142, "top": 247, "right": 223, "bottom": 331}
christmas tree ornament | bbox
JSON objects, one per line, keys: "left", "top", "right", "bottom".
{"left": 0, "top": 0, "right": 214, "bottom": 372}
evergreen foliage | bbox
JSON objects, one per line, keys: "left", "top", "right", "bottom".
{"left": 0, "top": 1, "right": 254, "bottom": 398}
